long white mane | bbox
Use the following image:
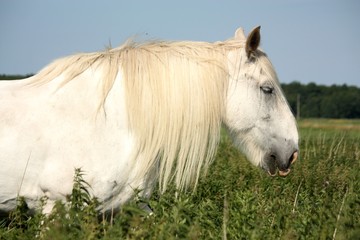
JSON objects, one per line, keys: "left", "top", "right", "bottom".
{"left": 28, "top": 39, "right": 247, "bottom": 192}
{"left": 122, "top": 41, "right": 235, "bottom": 192}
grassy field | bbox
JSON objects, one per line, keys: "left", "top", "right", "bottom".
{"left": 1, "top": 119, "right": 359, "bottom": 239}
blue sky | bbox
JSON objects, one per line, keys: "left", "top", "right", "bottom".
{"left": 1, "top": 0, "right": 359, "bottom": 86}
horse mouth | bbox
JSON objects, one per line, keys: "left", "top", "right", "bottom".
{"left": 268, "top": 168, "right": 291, "bottom": 177}
{"left": 264, "top": 151, "right": 298, "bottom": 177}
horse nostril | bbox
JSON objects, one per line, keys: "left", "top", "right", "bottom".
{"left": 289, "top": 151, "right": 298, "bottom": 165}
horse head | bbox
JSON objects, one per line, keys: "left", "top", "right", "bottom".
{"left": 225, "top": 26, "right": 299, "bottom": 176}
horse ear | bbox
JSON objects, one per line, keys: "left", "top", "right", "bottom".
{"left": 234, "top": 28, "right": 246, "bottom": 40}
{"left": 245, "top": 26, "right": 261, "bottom": 58}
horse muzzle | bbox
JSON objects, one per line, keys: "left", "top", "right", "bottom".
{"left": 263, "top": 150, "right": 299, "bottom": 177}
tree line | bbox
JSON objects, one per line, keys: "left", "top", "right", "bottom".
{"left": 0, "top": 74, "right": 33, "bottom": 80}
{"left": 1, "top": 75, "right": 359, "bottom": 118}
{"left": 282, "top": 81, "right": 360, "bottom": 119}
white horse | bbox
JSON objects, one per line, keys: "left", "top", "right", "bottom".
{"left": 0, "top": 26, "right": 298, "bottom": 215}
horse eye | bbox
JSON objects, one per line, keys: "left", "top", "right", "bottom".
{"left": 260, "top": 86, "right": 274, "bottom": 94}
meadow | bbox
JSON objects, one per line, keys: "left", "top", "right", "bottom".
{"left": 1, "top": 119, "right": 359, "bottom": 239}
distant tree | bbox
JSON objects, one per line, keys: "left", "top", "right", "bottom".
{"left": 0, "top": 74, "right": 33, "bottom": 80}
{"left": 281, "top": 81, "right": 302, "bottom": 116}
{"left": 281, "top": 82, "right": 360, "bottom": 119}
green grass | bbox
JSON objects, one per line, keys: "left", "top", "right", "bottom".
{"left": 1, "top": 119, "right": 359, "bottom": 239}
